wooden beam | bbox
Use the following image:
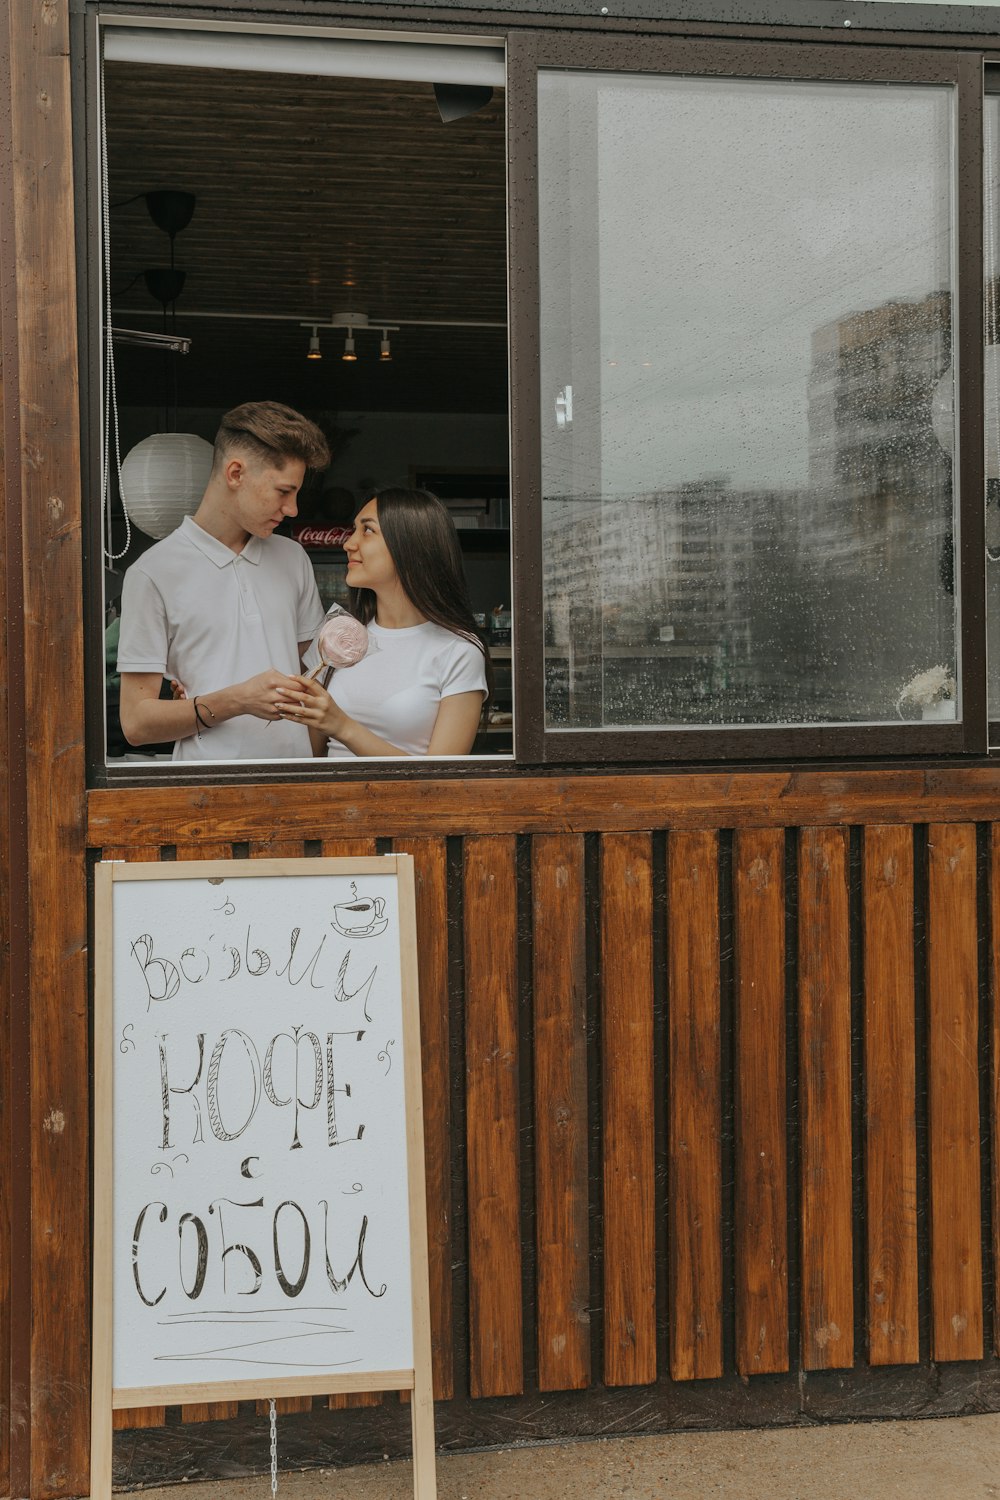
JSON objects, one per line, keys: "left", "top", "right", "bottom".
{"left": 600, "top": 832, "right": 656, "bottom": 1387}
{"left": 733, "top": 828, "right": 788, "bottom": 1376}
{"left": 533, "top": 834, "right": 590, "bottom": 1392}
{"left": 798, "top": 827, "right": 853, "bottom": 1371}
{"left": 863, "top": 825, "right": 918, "bottom": 1366}
{"left": 667, "top": 830, "right": 723, "bottom": 1382}
{"left": 464, "top": 836, "right": 522, "bottom": 1398}
{"left": 4, "top": 0, "right": 89, "bottom": 1493}
{"left": 0, "top": 100, "right": 18, "bottom": 1497}
{"left": 927, "top": 823, "right": 983, "bottom": 1362}
{"left": 87, "top": 767, "right": 1000, "bottom": 847}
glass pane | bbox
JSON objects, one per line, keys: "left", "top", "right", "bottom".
{"left": 538, "top": 72, "right": 958, "bottom": 731}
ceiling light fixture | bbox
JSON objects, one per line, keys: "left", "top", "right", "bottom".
{"left": 307, "top": 327, "right": 322, "bottom": 360}
{"left": 342, "top": 331, "right": 357, "bottom": 363}
{"left": 111, "top": 326, "right": 192, "bottom": 354}
{"left": 380, "top": 331, "right": 392, "bottom": 362}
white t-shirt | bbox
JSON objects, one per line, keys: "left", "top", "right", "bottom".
{"left": 117, "top": 516, "right": 325, "bottom": 761}
{"left": 307, "top": 620, "right": 488, "bottom": 757}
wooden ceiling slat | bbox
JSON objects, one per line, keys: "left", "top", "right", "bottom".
{"left": 108, "top": 61, "right": 507, "bottom": 413}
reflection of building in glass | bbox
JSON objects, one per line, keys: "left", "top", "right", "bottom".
{"left": 542, "top": 291, "right": 958, "bottom": 732}
{"left": 543, "top": 289, "right": 958, "bottom": 731}
{"left": 802, "top": 289, "right": 955, "bottom": 716}
{"left": 807, "top": 290, "right": 951, "bottom": 565}
{"left": 543, "top": 482, "right": 805, "bottom": 727}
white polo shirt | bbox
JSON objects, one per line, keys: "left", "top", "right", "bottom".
{"left": 117, "top": 515, "right": 325, "bottom": 761}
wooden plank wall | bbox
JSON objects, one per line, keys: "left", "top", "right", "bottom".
{"left": 88, "top": 813, "right": 998, "bottom": 1443}
{"left": 3, "top": 0, "right": 89, "bottom": 1494}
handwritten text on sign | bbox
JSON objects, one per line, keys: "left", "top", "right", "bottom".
{"left": 111, "top": 872, "right": 412, "bottom": 1390}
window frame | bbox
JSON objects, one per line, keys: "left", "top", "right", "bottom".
{"left": 80, "top": 10, "right": 518, "bottom": 787}
{"left": 508, "top": 30, "right": 987, "bottom": 764}
{"left": 80, "top": 14, "right": 993, "bottom": 784}
{"left": 983, "top": 63, "right": 1000, "bottom": 753}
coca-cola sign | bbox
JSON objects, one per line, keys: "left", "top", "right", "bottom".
{"left": 292, "top": 523, "right": 352, "bottom": 550}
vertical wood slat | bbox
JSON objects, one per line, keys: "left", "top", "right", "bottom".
{"left": 392, "top": 837, "right": 454, "bottom": 1402}
{"left": 321, "top": 838, "right": 379, "bottom": 859}
{"left": 992, "top": 826, "right": 1000, "bottom": 1357}
{"left": 798, "top": 827, "right": 853, "bottom": 1371}
{"left": 532, "top": 834, "right": 590, "bottom": 1392}
{"left": 927, "top": 822, "right": 983, "bottom": 1362}
{"left": 171, "top": 844, "right": 240, "bottom": 1424}
{"left": 7, "top": 4, "right": 89, "bottom": 1488}
{"left": 0, "top": 293, "right": 13, "bottom": 1500}
{"left": 667, "top": 830, "right": 723, "bottom": 1382}
{"left": 248, "top": 838, "right": 307, "bottom": 860}
{"left": 863, "top": 825, "right": 919, "bottom": 1366}
{"left": 601, "top": 832, "right": 656, "bottom": 1387}
{"left": 733, "top": 827, "right": 788, "bottom": 1376}
{"left": 101, "top": 848, "right": 169, "bottom": 1433}
{"left": 249, "top": 840, "right": 312, "bottom": 1419}
{"left": 464, "top": 835, "right": 522, "bottom": 1398}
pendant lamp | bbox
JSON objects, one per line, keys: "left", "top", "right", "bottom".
{"left": 119, "top": 432, "right": 213, "bottom": 540}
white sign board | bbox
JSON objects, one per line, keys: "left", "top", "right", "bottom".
{"left": 91, "top": 857, "right": 435, "bottom": 1500}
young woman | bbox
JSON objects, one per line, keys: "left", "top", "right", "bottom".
{"left": 277, "top": 487, "right": 493, "bottom": 757}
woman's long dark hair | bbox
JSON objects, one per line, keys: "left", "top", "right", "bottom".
{"left": 348, "top": 487, "right": 494, "bottom": 703}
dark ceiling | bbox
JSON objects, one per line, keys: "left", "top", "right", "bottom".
{"left": 106, "top": 62, "right": 508, "bottom": 414}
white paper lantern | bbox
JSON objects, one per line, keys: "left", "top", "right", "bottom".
{"left": 120, "top": 432, "right": 214, "bottom": 540}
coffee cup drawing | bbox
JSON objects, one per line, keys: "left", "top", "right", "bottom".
{"left": 332, "top": 893, "right": 387, "bottom": 937}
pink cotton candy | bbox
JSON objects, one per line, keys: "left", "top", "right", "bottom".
{"left": 317, "top": 611, "right": 369, "bottom": 668}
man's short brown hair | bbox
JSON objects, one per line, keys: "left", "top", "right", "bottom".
{"left": 213, "top": 402, "right": 330, "bottom": 472}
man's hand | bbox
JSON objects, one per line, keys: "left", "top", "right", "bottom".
{"left": 232, "top": 670, "right": 306, "bottom": 722}
{"left": 120, "top": 667, "right": 305, "bottom": 745}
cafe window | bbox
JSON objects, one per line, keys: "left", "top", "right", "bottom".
{"left": 89, "top": 21, "right": 998, "bottom": 775}
{"left": 510, "top": 34, "right": 984, "bottom": 762}
{"left": 93, "top": 21, "right": 512, "bottom": 771}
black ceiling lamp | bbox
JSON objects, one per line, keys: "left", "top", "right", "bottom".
{"left": 142, "top": 191, "right": 195, "bottom": 307}
{"left": 144, "top": 190, "right": 196, "bottom": 238}
{"left": 141, "top": 191, "right": 195, "bottom": 305}
{"left": 141, "top": 191, "right": 196, "bottom": 430}
{"left": 433, "top": 82, "right": 493, "bottom": 123}
{"left": 143, "top": 267, "right": 186, "bottom": 306}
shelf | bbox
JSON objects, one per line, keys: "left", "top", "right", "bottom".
{"left": 302, "top": 527, "right": 510, "bottom": 560}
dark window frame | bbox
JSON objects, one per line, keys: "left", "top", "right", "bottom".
{"left": 983, "top": 63, "right": 1000, "bottom": 753}
{"left": 509, "top": 29, "right": 986, "bottom": 764}
{"left": 78, "top": 10, "right": 996, "bottom": 784}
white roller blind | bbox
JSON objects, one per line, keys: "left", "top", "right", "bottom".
{"left": 102, "top": 26, "right": 505, "bottom": 86}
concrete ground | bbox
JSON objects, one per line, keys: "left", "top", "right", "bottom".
{"left": 136, "top": 1414, "right": 1000, "bottom": 1499}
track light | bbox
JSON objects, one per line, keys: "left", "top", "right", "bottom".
{"left": 342, "top": 331, "right": 357, "bottom": 362}
{"left": 380, "top": 331, "right": 392, "bottom": 362}
{"left": 306, "top": 327, "right": 322, "bottom": 361}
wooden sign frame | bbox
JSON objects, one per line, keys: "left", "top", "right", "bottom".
{"left": 91, "top": 856, "right": 436, "bottom": 1500}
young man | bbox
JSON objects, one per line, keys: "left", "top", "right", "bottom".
{"left": 117, "top": 401, "right": 330, "bottom": 761}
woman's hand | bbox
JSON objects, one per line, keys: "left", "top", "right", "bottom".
{"left": 276, "top": 679, "right": 485, "bottom": 759}
{"left": 275, "top": 674, "right": 348, "bottom": 739}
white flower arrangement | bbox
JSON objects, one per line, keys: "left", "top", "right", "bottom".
{"left": 896, "top": 664, "right": 957, "bottom": 719}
